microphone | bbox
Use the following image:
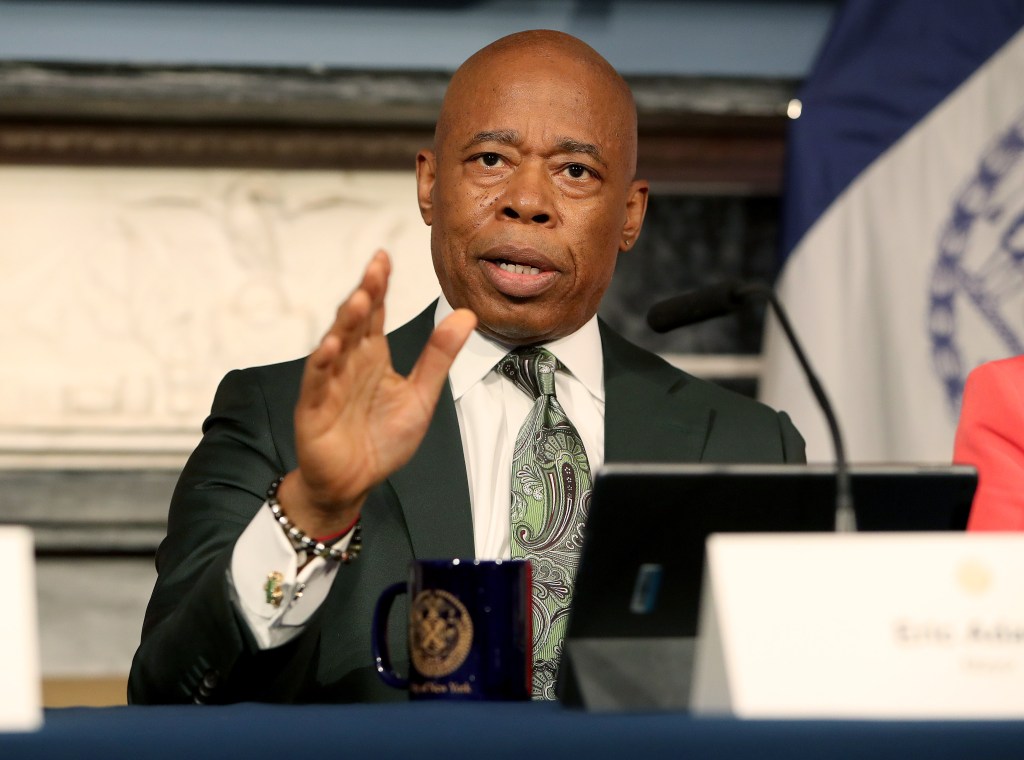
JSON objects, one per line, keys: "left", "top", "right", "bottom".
{"left": 646, "top": 281, "right": 856, "bottom": 532}
{"left": 647, "top": 276, "right": 753, "bottom": 329}
{"left": 646, "top": 279, "right": 758, "bottom": 333}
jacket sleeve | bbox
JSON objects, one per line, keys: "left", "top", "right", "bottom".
{"left": 128, "top": 366, "right": 322, "bottom": 704}
{"left": 955, "top": 361, "right": 1024, "bottom": 531}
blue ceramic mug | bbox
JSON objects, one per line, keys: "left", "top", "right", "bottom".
{"left": 372, "top": 558, "right": 532, "bottom": 700}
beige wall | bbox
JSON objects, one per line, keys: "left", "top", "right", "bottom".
{"left": 0, "top": 166, "right": 440, "bottom": 469}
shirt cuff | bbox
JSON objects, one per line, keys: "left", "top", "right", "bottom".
{"left": 230, "top": 502, "right": 348, "bottom": 649}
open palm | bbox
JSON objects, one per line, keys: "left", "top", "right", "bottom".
{"left": 279, "top": 251, "right": 476, "bottom": 538}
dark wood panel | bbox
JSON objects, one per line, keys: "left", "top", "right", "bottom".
{"left": 0, "top": 63, "right": 796, "bottom": 191}
{"left": 0, "top": 121, "right": 787, "bottom": 191}
{"left": 639, "top": 130, "right": 786, "bottom": 192}
{"left": 0, "top": 121, "right": 434, "bottom": 171}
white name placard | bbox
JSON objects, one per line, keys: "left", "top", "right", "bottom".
{"left": 691, "top": 533, "right": 1024, "bottom": 719}
{"left": 0, "top": 527, "right": 42, "bottom": 732}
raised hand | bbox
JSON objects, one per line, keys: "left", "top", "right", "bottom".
{"left": 277, "top": 250, "right": 476, "bottom": 537}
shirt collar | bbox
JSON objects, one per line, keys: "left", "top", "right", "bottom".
{"left": 435, "top": 296, "right": 605, "bottom": 402}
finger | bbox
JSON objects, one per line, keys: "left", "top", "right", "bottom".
{"left": 366, "top": 250, "right": 391, "bottom": 336}
{"left": 300, "top": 333, "right": 339, "bottom": 409}
{"left": 363, "top": 249, "right": 390, "bottom": 299}
{"left": 303, "top": 284, "right": 371, "bottom": 408}
{"left": 321, "top": 248, "right": 389, "bottom": 358}
{"left": 407, "top": 308, "right": 477, "bottom": 404}
{"left": 329, "top": 288, "right": 373, "bottom": 360}
{"left": 341, "top": 250, "right": 389, "bottom": 349}
{"left": 299, "top": 250, "right": 393, "bottom": 415}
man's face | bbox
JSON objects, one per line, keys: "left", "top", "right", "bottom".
{"left": 416, "top": 53, "right": 648, "bottom": 345}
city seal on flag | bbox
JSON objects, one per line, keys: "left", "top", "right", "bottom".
{"left": 929, "top": 108, "right": 1024, "bottom": 416}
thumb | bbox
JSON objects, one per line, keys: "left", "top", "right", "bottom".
{"left": 407, "top": 308, "right": 477, "bottom": 402}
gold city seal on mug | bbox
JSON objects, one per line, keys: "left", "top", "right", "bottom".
{"left": 372, "top": 559, "right": 532, "bottom": 700}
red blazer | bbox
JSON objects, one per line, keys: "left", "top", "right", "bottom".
{"left": 954, "top": 356, "right": 1024, "bottom": 530}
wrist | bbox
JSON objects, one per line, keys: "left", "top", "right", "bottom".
{"left": 276, "top": 470, "right": 364, "bottom": 538}
{"left": 267, "top": 475, "right": 363, "bottom": 564}
{"left": 312, "top": 512, "right": 361, "bottom": 544}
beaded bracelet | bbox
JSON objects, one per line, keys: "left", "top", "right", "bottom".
{"left": 266, "top": 476, "right": 363, "bottom": 564}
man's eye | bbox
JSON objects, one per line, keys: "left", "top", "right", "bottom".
{"left": 565, "top": 164, "right": 591, "bottom": 179}
{"left": 477, "top": 153, "right": 502, "bottom": 167}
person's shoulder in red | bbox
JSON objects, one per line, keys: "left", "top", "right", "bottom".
{"left": 954, "top": 355, "right": 1024, "bottom": 530}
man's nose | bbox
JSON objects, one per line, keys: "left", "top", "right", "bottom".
{"left": 500, "top": 163, "right": 554, "bottom": 224}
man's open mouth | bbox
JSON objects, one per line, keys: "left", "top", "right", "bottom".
{"left": 496, "top": 261, "right": 543, "bottom": 275}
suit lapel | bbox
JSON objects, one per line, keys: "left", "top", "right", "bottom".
{"left": 600, "top": 321, "right": 711, "bottom": 464}
{"left": 381, "top": 313, "right": 711, "bottom": 558}
{"left": 386, "top": 304, "right": 476, "bottom": 560}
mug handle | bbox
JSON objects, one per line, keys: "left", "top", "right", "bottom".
{"left": 372, "top": 581, "right": 409, "bottom": 689}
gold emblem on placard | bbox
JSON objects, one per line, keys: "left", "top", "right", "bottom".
{"left": 410, "top": 589, "right": 473, "bottom": 677}
{"left": 956, "top": 559, "right": 992, "bottom": 596}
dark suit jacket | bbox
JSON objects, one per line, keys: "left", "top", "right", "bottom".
{"left": 129, "top": 306, "right": 804, "bottom": 704}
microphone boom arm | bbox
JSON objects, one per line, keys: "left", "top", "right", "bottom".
{"left": 646, "top": 280, "right": 857, "bottom": 532}
{"left": 738, "top": 284, "right": 856, "bottom": 532}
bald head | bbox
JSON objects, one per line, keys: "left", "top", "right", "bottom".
{"left": 436, "top": 30, "right": 639, "bottom": 176}
{"left": 416, "top": 30, "right": 648, "bottom": 345}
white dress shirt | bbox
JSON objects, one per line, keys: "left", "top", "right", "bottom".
{"left": 230, "top": 297, "right": 606, "bottom": 648}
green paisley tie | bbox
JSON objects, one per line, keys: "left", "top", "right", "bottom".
{"left": 498, "top": 347, "right": 593, "bottom": 700}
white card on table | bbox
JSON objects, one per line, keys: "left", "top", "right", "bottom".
{"left": 691, "top": 533, "right": 1024, "bottom": 719}
{"left": 0, "top": 527, "right": 42, "bottom": 732}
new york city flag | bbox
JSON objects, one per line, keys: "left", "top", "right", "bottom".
{"left": 760, "top": 1, "right": 1024, "bottom": 462}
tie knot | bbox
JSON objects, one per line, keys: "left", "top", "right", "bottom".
{"left": 499, "top": 347, "right": 558, "bottom": 399}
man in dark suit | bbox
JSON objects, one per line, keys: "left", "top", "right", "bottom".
{"left": 129, "top": 30, "right": 804, "bottom": 705}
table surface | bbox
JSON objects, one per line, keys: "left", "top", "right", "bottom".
{"left": 3, "top": 702, "right": 1024, "bottom": 759}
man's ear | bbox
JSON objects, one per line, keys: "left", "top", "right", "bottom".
{"left": 416, "top": 150, "right": 437, "bottom": 225}
{"left": 619, "top": 179, "right": 649, "bottom": 251}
